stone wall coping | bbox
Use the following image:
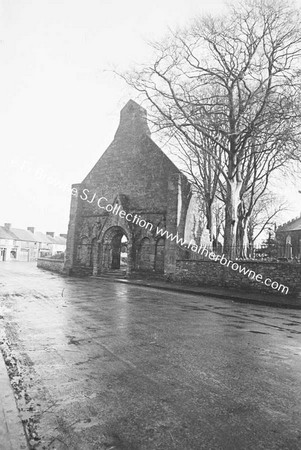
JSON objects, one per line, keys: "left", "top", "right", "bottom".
{"left": 37, "top": 257, "right": 64, "bottom": 263}
{"left": 176, "top": 259, "right": 301, "bottom": 267}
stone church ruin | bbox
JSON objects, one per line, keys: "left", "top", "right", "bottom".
{"left": 64, "top": 100, "right": 198, "bottom": 277}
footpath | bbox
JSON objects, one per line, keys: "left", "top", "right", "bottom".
{"left": 97, "top": 275, "right": 301, "bottom": 309}
{"left": 0, "top": 350, "right": 28, "bottom": 450}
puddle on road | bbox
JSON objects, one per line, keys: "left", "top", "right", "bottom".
{"left": 67, "top": 336, "right": 82, "bottom": 346}
{"left": 248, "top": 330, "right": 269, "bottom": 335}
{"left": 181, "top": 306, "right": 203, "bottom": 312}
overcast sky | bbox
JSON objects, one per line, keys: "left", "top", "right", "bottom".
{"left": 1, "top": 0, "right": 300, "bottom": 234}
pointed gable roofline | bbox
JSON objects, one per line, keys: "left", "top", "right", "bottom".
{"left": 82, "top": 99, "right": 185, "bottom": 186}
{"left": 114, "top": 100, "right": 151, "bottom": 140}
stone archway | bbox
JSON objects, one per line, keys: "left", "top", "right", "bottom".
{"left": 99, "top": 226, "right": 128, "bottom": 272}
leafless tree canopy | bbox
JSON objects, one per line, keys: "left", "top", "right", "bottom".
{"left": 248, "top": 191, "right": 288, "bottom": 245}
{"left": 123, "top": 0, "right": 301, "bottom": 257}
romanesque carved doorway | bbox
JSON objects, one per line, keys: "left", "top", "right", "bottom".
{"left": 100, "top": 226, "right": 128, "bottom": 271}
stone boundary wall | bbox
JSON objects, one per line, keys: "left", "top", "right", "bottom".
{"left": 170, "top": 260, "right": 301, "bottom": 297}
{"left": 37, "top": 258, "right": 65, "bottom": 274}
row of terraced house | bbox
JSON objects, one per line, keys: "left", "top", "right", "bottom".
{"left": 0, "top": 223, "right": 66, "bottom": 262}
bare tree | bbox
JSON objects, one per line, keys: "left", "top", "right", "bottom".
{"left": 248, "top": 191, "right": 288, "bottom": 248}
{"left": 236, "top": 136, "right": 297, "bottom": 257}
{"left": 122, "top": 0, "right": 301, "bottom": 257}
{"left": 168, "top": 133, "right": 224, "bottom": 241}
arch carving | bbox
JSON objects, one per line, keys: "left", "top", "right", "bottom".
{"left": 99, "top": 226, "right": 129, "bottom": 272}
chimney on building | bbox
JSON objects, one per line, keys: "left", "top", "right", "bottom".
{"left": 59, "top": 233, "right": 67, "bottom": 238}
{"left": 46, "top": 232, "right": 55, "bottom": 238}
{"left": 4, "top": 223, "right": 11, "bottom": 231}
{"left": 27, "top": 227, "right": 35, "bottom": 234}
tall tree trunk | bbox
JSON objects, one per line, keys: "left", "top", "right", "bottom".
{"left": 224, "top": 178, "right": 241, "bottom": 258}
{"left": 240, "top": 216, "right": 250, "bottom": 259}
{"left": 236, "top": 217, "right": 243, "bottom": 257}
{"left": 205, "top": 199, "right": 213, "bottom": 243}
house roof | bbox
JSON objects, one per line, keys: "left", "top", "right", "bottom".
{"left": 277, "top": 216, "right": 301, "bottom": 232}
{"left": 52, "top": 235, "right": 67, "bottom": 245}
{"left": 44, "top": 234, "right": 67, "bottom": 245}
{"left": 31, "top": 231, "right": 53, "bottom": 243}
{"left": 0, "top": 227, "right": 18, "bottom": 240}
{"left": 0, "top": 226, "right": 67, "bottom": 244}
{"left": 10, "top": 228, "right": 37, "bottom": 242}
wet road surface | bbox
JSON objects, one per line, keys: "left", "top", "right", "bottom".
{"left": 0, "top": 262, "right": 301, "bottom": 450}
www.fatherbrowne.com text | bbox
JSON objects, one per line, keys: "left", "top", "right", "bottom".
{"left": 74, "top": 188, "right": 289, "bottom": 295}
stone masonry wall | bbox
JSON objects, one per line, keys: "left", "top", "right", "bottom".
{"left": 37, "top": 258, "right": 65, "bottom": 274}
{"left": 81, "top": 101, "right": 182, "bottom": 215}
{"left": 171, "top": 260, "right": 301, "bottom": 297}
{"left": 65, "top": 100, "right": 192, "bottom": 276}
